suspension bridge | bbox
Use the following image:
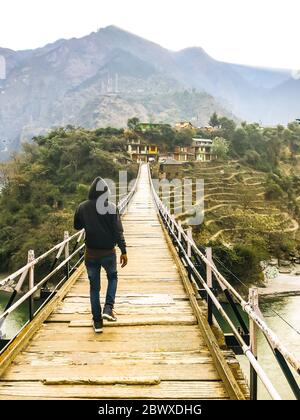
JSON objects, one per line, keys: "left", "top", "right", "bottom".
{"left": 0, "top": 164, "right": 299, "bottom": 400}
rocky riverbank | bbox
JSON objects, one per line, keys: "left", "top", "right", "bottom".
{"left": 259, "top": 260, "right": 300, "bottom": 298}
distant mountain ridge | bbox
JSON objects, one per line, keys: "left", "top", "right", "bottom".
{"left": 0, "top": 25, "right": 297, "bottom": 159}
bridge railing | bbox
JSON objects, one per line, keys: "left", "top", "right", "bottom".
{"left": 118, "top": 163, "right": 141, "bottom": 215}
{"left": 148, "top": 164, "right": 300, "bottom": 401}
{"left": 0, "top": 164, "right": 141, "bottom": 353}
{"left": 0, "top": 230, "right": 85, "bottom": 351}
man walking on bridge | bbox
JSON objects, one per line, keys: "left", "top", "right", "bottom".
{"left": 74, "top": 177, "right": 128, "bottom": 333}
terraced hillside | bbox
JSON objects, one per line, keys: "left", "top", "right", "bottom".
{"left": 168, "top": 161, "right": 299, "bottom": 247}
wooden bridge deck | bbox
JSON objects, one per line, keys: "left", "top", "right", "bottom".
{"left": 0, "top": 165, "right": 247, "bottom": 400}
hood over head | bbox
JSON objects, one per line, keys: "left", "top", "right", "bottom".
{"left": 88, "top": 177, "right": 111, "bottom": 200}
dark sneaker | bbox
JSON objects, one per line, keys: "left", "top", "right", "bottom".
{"left": 93, "top": 319, "right": 103, "bottom": 333}
{"left": 103, "top": 305, "right": 117, "bottom": 322}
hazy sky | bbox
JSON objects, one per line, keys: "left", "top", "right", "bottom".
{"left": 1, "top": 0, "right": 300, "bottom": 69}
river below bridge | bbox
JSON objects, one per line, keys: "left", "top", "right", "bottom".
{"left": 0, "top": 289, "right": 299, "bottom": 400}
{"left": 237, "top": 295, "right": 300, "bottom": 400}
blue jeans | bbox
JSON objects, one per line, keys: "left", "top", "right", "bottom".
{"left": 85, "top": 254, "right": 118, "bottom": 322}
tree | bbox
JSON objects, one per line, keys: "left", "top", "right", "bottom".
{"left": 205, "top": 241, "right": 264, "bottom": 286}
{"left": 244, "top": 149, "right": 260, "bottom": 166}
{"left": 127, "top": 117, "right": 140, "bottom": 131}
{"left": 283, "top": 122, "right": 300, "bottom": 154}
{"left": 265, "top": 182, "right": 284, "bottom": 200}
{"left": 233, "top": 244, "right": 265, "bottom": 284}
{"left": 269, "top": 232, "right": 296, "bottom": 264}
{"left": 218, "top": 117, "right": 236, "bottom": 140}
{"left": 100, "top": 137, "right": 126, "bottom": 152}
{"left": 212, "top": 137, "right": 229, "bottom": 160}
{"left": 174, "top": 129, "right": 193, "bottom": 147}
{"left": 231, "top": 128, "right": 250, "bottom": 156}
{"left": 209, "top": 112, "right": 220, "bottom": 128}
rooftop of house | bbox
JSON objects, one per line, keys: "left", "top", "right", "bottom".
{"left": 127, "top": 138, "right": 143, "bottom": 144}
{"left": 192, "top": 138, "right": 213, "bottom": 144}
{"left": 138, "top": 122, "right": 168, "bottom": 125}
{"left": 137, "top": 123, "right": 171, "bottom": 129}
{"left": 127, "top": 141, "right": 159, "bottom": 150}
{"left": 175, "top": 121, "right": 194, "bottom": 127}
{"left": 201, "top": 125, "right": 215, "bottom": 129}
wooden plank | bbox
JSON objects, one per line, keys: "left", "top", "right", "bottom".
{"left": 24, "top": 339, "right": 206, "bottom": 353}
{"left": 160, "top": 219, "right": 248, "bottom": 400}
{"left": 2, "top": 362, "right": 220, "bottom": 381}
{"left": 63, "top": 293, "right": 189, "bottom": 301}
{"left": 67, "top": 316, "right": 197, "bottom": 327}
{"left": 0, "top": 380, "right": 228, "bottom": 399}
{"left": 33, "top": 324, "right": 202, "bottom": 339}
{"left": 48, "top": 307, "right": 194, "bottom": 321}
{"left": 51, "top": 305, "right": 193, "bottom": 314}
{"left": 53, "top": 302, "right": 190, "bottom": 312}
{"left": 70, "top": 285, "right": 187, "bottom": 294}
{"left": 52, "top": 304, "right": 192, "bottom": 314}
{"left": 42, "top": 377, "right": 161, "bottom": 385}
{"left": 10, "top": 350, "right": 215, "bottom": 366}
{"left": 0, "top": 265, "right": 85, "bottom": 378}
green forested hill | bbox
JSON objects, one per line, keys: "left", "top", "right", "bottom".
{"left": 0, "top": 127, "right": 137, "bottom": 272}
{"left": 168, "top": 117, "right": 300, "bottom": 286}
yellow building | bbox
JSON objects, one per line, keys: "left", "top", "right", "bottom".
{"left": 127, "top": 139, "right": 159, "bottom": 162}
{"left": 148, "top": 145, "right": 159, "bottom": 155}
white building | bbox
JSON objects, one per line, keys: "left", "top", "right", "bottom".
{"left": 192, "top": 138, "right": 215, "bottom": 161}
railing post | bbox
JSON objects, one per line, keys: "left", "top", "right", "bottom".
{"left": 178, "top": 220, "right": 182, "bottom": 242}
{"left": 164, "top": 205, "right": 168, "bottom": 220}
{"left": 187, "top": 227, "right": 192, "bottom": 258}
{"left": 206, "top": 247, "right": 213, "bottom": 326}
{"left": 249, "top": 287, "right": 258, "bottom": 400}
{"left": 28, "top": 250, "right": 35, "bottom": 321}
{"left": 164, "top": 205, "right": 169, "bottom": 228}
{"left": 171, "top": 215, "right": 175, "bottom": 232}
{"left": 64, "top": 231, "right": 70, "bottom": 280}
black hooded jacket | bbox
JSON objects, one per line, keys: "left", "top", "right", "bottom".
{"left": 74, "top": 177, "right": 127, "bottom": 254}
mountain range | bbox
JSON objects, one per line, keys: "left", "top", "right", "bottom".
{"left": 0, "top": 25, "right": 298, "bottom": 159}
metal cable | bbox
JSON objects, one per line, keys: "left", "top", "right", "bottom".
{"left": 212, "top": 255, "right": 250, "bottom": 291}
